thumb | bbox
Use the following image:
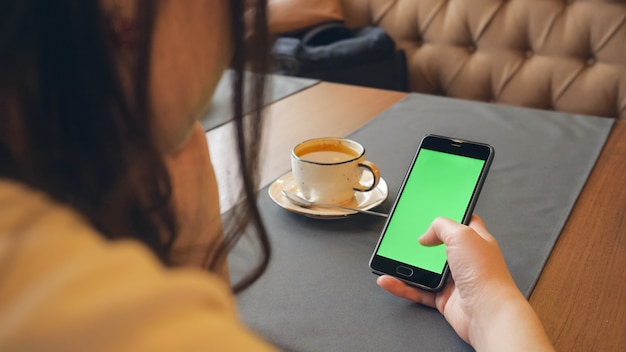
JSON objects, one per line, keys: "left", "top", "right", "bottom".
{"left": 418, "top": 217, "right": 464, "bottom": 246}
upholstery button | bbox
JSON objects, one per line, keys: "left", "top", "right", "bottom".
{"left": 525, "top": 50, "right": 533, "bottom": 58}
{"left": 586, "top": 57, "right": 596, "bottom": 66}
{"left": 468, "top": 45, "right": 476, "bottom": 53}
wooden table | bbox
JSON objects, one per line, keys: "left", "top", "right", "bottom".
{"left": 207, "top": 82, "right": 625, "bottom": 352}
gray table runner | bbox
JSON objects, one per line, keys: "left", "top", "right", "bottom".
{"left": 234, "top": 94, "right": 614, "bottom": 351}
{"left": 200, "top": 71, "right": 319, "bottom": 131}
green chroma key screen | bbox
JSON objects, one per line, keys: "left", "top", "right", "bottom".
{"left": 377, "top": 149, "right": 486, "bottom": 274}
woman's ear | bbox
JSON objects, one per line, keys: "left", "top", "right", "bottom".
{"left": 101, "top": 0, "right": 138, "bottom": 52}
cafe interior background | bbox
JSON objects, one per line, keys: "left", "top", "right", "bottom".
{"left": 269, "top": 0, "right": 625, "bottom": 118}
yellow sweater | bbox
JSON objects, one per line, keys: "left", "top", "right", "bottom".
{"left": 0, "top": 179, "right": 275, "bottom": 351}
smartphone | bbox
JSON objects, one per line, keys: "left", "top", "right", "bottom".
{"left": 369, "top": 134, "right": 494, "bottom": 292}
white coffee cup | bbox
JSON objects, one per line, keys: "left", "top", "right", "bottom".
{"left": 291, "top": 137, "right": 380, "bottom": 205}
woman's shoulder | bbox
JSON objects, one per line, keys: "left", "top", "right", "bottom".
{"left": 0, "top": 178, "right": 88, "bottom": 234}
{"left": 0, "top": 178, "right": 118, "bottom": 268}
{"left": 0, "top": 179, "right": 275, "bottom": 351}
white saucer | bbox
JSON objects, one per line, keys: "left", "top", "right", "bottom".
{"left": 268, "top": 171, "right": 388, "bottom": 219}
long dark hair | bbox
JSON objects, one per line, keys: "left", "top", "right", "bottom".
{"left": 0, "top": 0, "right": 270, "bottom": 292}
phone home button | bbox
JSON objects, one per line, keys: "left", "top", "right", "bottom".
{"left": 395, "top": 266, "right": 414, "bottom": 277}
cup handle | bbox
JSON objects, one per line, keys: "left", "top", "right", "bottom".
{"left": 354, "top": 161, "right": 380, "bottom": 192}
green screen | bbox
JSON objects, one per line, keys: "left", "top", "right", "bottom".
{"left": 377, "top": 149, "right": 486, "bottom": 274}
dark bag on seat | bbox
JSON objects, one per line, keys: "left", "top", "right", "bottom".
{"left": 273, "top": 22, "right": 408, "bottom": 92}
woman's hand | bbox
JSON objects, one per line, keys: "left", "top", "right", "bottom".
{"left": 377, "top": 216, "right": 554, "bottom": 351}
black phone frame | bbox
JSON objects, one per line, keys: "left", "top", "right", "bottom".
{"left": 369, "top": 134, "right": 494, "bottom": 292}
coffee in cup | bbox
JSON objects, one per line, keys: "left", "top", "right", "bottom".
{"left": 291, "top": 137, "right": 380, "bottom": 205}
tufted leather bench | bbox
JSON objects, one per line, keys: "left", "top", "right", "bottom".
{"left": 339, "top": 0, "right": 626, "bottom": 119}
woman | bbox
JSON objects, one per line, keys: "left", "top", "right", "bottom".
{"left": 0, "top": 0, "right": 552, "bottom": 350}
{"left": 1, "top": 0, "right": 273, "bottom": 349}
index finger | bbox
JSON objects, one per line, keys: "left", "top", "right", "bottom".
{"left": 468, "top": 215, "right": 496, "bottom": 242}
